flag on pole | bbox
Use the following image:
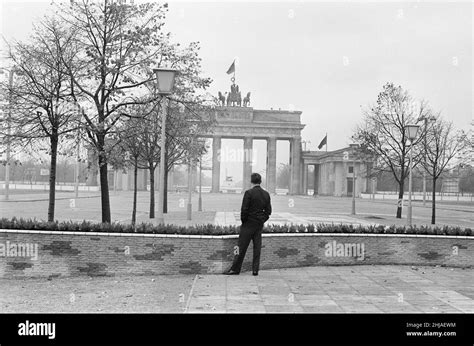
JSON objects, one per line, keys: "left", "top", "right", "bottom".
{"left": 226, "top": 60, "right": 236, "bottom": 75}
{"left": 318, "top": 135, "right": 327, "bottom": 150}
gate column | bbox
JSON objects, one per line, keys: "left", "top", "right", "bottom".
{"left": 266, "top": 137, "right": 277, "bottom": 194}
{"left": 242, "top": 137, "right": 253, "bottom": 192}
{"left": 211, "top": 136, "right": 221, "bottom": 193}
{"left": 302, "top": 163, "right": 308, "bottom": 195}
{"left": 289, "top": 137, "right": 302, "bottom": 194}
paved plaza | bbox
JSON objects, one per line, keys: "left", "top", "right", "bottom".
{"left": 0, "top": 190, "right": 472, "bottom": 228}
{"left": 1, "top": 265, "right": 473, "bottom": 313}
{"left": 186, "top": 265, "right": 474, "bottom": 313}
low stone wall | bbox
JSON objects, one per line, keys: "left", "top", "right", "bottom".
{"left": 0, "top": 230, "right": 472, "bottom": 278}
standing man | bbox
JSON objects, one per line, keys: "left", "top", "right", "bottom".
{"left": 224, "top": 173, "right": 272, "bottom": 276}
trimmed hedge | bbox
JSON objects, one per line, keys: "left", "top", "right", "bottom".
{"left": 0, "top": 217, "right": 472, "bottom": 236}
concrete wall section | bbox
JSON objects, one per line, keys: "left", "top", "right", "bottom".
{"left": 0, "top": 230, "right": 472, "bottom": 278}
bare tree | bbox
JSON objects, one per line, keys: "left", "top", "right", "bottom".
{"left": 2, "top": 18, "right": 79, "bottom": 221}
{"left": 457, "top": 126, "right": 474, "bottom": 167}
{"left": 162, "top": 99, "right": 215, "bottom": 213}
{"left": 54, "top": 0, "right": 169, "bottom": 223}
{"left": 129, "top": 98, "right": 213, "bottom": 219}
{"left": 422, "top": 116, "right": 465, "bottom": 224}
{"left": 136, "top": 101, "right": 161, "bottom": 219}
{"left": 354, "top": 83, "right": 430, "bottom": 218}
{"left": 115, "top": 117, "right": 145, "bottom": 226}
{"left": 55, "top": 0, "right": 211, "bottom": 222}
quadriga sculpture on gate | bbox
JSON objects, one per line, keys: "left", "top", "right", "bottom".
{"left": 218, "top": 84, "right": 251, "bottom": 107}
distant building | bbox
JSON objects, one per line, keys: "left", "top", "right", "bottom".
{"left": 441, "top": 177, "right": 459, "bottom": 193}
{"left": 302, "top": 145, "right": 374, "bottom": 197}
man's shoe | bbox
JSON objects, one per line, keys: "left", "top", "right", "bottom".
{"left": 252, "top": 271, "right": 258, "bottom": 276}
{"left": 224, "top": 270, "right": 240, "bottom": 275}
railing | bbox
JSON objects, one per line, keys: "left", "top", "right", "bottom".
{"left": 361, "top": 191, "right": 474, "bottom": 202}
{"left": 0, "top": 182, "right": 100, "bottom": 192}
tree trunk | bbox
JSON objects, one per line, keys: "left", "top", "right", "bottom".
{"left": 132, "top": 156, "right": 138, "bottom": 226}
{"left": 98, "top": 134, "right": 111, "bottom": 223}
{"left": 47, "top": 133, "right": 59, "bottom": 222}
{"left": 149, "top": 164, "right": 155, "bottom": 218}
{"left": 396, "top": 180, "right": 404, "bottom": 219}
{"left": 431, "top": 178, "right": 437, "bottom": 225}
{"left": 163, "top": 153, "right": 168, "bottom": 214}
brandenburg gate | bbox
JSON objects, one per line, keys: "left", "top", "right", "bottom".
{"left": 103, "top": 79, "right": 371, "bottom": 196}
{"left": 199, "top": 84, "right": 305, "bottom": 194}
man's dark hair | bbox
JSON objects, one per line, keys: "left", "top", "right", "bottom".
{"left": 251, "top": 173, "right": 262, "bottom": 185}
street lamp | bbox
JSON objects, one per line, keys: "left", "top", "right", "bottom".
{"left": 406, "top": 124, "right": 420, "bottom": 226}
{"left": 153, "top": 68, "right": 179, "bottom": 225}
{"left": 153, "top": 68, "right": 178, "bottom": 95}
{"left": 73, "top": 111, "right": 83, "bottom": 198}
{"left": 0, "top": 67, "right": 21, "bottom": 200}
{"left": 406, "top": 124, "right": 419, "bottom": 142}
{"left": 349, "top": 144, "right": 359, "bottom": 215}
{"left": 187, "top": 125, "right": 200, "bottom": 220}
{"left": 187, "top": 136, "right": 194, "bottom": 220}
{"left": 198, "top": 155, "right": 202, "bottom": 212}
{"left": 197, "top": 139, "right": 206, "bottom": 212}
{"left": 417, "top": 115, "right": 436, "bottom": 206}
{"left": 4, "top": 70, "right": 13, "bottom": 200}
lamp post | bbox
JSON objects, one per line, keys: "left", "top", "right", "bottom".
{"left": 351, "top": 155, "right": 356, "bottom": 215}
{"left": 197, "top": 138, "right": 206, "bottom": 212}
{"left": 187, "top": 137, "right": 193, "bottom": 220}
{"left": 153, "top": 68, "right": 178, "bottom": 225}
{"left": 348, "top": 144, "right": 359, "bottom": 215}
{"left": 74, "top": 120, "right": 82, "bottom": 198}
{"left": 75, "top": 137, "right": 80, "bottom": 198}
{"left": 4, "top": 70, "right": 14, "bottom": 200}
{"left": 372, "top": 177, "right": 376, "bottom": 200}
{"left": 418, "top": 115, "right": 436, "bottom": 206}
{"left": 198, "top": 155, "right": 202, "bottom": 212}
{"left": 406, "top": 124, "right": 420, "bottom": 226}
{"left": 1, "top": 68, "right": 15, "bottom": 200}
{"left": 187, "top": 127, "right": 203, "bottom": 219}
{"left": 1, "top": 66, "right": 23, "bottom": 200}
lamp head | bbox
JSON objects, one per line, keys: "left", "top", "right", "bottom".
{"left": 405, "top": 124, "right": 420, "bottom": 141}
{"left": 152, "top": 68, "right": 178, "bottom": 95}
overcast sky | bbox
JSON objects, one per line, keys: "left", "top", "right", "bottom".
{"left": 164, "top": 1, "right": 473, "bottom": 144}
{"left": 1, "top": 0, "right": 472, "bottom": 183}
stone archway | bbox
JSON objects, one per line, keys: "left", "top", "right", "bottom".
{"left": 197, "top": 106, "right": 305, "bottom": 194}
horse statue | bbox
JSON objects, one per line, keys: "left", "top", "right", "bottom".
{"left": 226, "top": 84, "right": 242, "bottom": 107}
{"left": 243, "top": 92, "right": 251, "bottom": 107}
{"left": 218, "top": 91, "right": 226, "bottom": 106}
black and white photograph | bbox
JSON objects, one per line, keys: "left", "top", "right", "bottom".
{"left": 0, "top": 0, "right": 473, "bottom": 344}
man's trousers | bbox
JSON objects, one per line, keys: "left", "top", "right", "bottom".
{"left": 230, "top": 220, "right": 263, "bottom": 273}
